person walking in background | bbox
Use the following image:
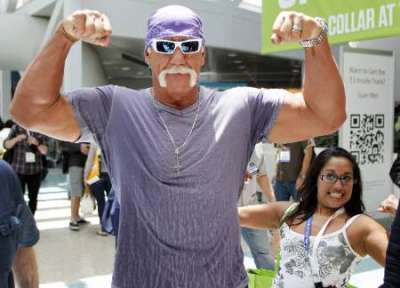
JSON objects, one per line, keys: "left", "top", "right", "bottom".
{"left": 238, "top": 142, "right": 276, "bottom": 270}
{"left": 274, "top": 139, "right": 315, "bottom": 202}
{"left": 3, "top": 124, "right": 48, "bottom": 215}
{"left": 84, "top": 142, "right": 112, "bottom": 236}
{"left": 60, "top": 141, "right": 89, "bottom": 231}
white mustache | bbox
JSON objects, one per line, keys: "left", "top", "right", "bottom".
{"left": 158, "top": 66, "right": 198, "bottom": 88}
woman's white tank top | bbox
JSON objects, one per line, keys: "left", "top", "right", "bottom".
{"left": 272, "top": 215, "right": 363, "bottom": 288}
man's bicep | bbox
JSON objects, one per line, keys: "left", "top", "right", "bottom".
{"left": 27, "top": 96, "right": 81, "bottom": 142}
{"left": 268, "top": 93, "right": 334, "bottom": 143}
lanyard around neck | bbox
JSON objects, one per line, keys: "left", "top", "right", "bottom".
{"left": 304, "top": 208, "right": 345, "bottom": 284}
{"left": 304, "top": 216, "right": 313, "bottom": 254}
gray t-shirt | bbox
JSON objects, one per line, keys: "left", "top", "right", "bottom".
{"left": 68, "top": 85, "right": 284, "bottom": 288}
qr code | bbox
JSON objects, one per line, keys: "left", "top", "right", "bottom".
{"left": 349, "top": 114, "right": 384, "bottom": 165}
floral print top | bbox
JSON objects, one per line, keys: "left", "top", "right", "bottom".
{"left": 273, "top": 215, "right": 363, "bottom": 288}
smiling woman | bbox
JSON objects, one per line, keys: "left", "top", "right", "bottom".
{"left": 239, "top": 147, "right": 389, "bottom": 288}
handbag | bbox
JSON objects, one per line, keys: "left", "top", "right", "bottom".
{"left": 80, "top": 191, "right": 96, "bottom": 217}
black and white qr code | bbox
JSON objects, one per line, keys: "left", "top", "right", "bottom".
{"left": 349, "top": 114, "right": 384, "bottom": 165}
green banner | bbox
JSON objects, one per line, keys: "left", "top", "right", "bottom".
{"left": 262, "top": 0, "right": 400, "bottom": 53}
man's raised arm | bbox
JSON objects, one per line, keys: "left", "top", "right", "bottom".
{"left": 268, "top": 12, "right": 346, "bottom": 143}
{"left": 10, "top": 10, "right": 112, "bottom": 141}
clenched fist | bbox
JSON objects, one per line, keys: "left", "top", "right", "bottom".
{"left": 60, "top": 10, "right": 112, "bottom": 47}
{"left": 271, "top": 11, "right": 323, "bottom": 45}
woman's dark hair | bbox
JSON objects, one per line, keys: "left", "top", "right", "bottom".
{"left": 3, "top": 120, "right": 14, "bottom": 129}
{"left": 289, "top": 146, "right": 365, "bottom": 225}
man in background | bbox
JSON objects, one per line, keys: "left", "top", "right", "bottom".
{"left": 239, "top": 142, "right": 276, "bottom": 270}
{"left": 3, "top": 124, "right": 48, "bottom": 215}
{"left": 274, "top": 140, "right": 314, "bottom": 201}
{"left": 60, "top": 142, "right": 89, "bottom": 231}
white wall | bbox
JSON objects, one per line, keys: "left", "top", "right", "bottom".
{"left": 0, "top": 14, "right": 47, "bottom": 70}
{"left": 82, "top": 44, "right": 107, "bottom": 87}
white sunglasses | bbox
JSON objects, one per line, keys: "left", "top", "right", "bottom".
{"left": 151, "top": 38, "right": 203, "bottom": 55}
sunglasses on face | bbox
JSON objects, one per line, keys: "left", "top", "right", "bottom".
{"left": 151, "top": 39, "right": 203, "bottom": 55}
{"left": 320, "top": 173, "right": 355, "bottom": 185}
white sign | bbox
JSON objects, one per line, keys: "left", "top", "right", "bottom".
{"left": 340, "top": 48, "right": 394, "bottom": 214}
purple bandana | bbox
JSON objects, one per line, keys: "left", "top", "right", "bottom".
{"left": 145, "top": 5, "right": 204, "bottom": 50}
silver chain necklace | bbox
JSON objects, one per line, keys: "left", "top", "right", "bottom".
{"left": 151, "top": 89, "right": 201, "bottom": 175}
